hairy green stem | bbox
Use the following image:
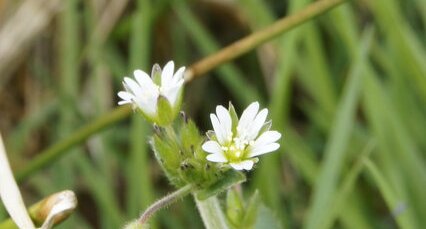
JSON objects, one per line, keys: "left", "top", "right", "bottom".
{"left": 195, "top": 196, "right": 229, "bottom": 229}
{"left": 138, "top": 185, "right": 192, "bottom": 225}
{"left": 15, "top": 0, "right": 349, "bottom": 182}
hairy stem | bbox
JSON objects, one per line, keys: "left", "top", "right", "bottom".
{"left": 138, "top": 185, "right": 192, "bottom": 225}
{"left": 195, "top": 196, "right": 229, "bottom": 229}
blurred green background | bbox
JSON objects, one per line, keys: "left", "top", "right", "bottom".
{"left": 0, "top": 0, "right": 425, "bottom": 228}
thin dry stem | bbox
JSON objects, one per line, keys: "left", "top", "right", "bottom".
{"left": 185, "top": 0, "right": 348, "bottom": 82}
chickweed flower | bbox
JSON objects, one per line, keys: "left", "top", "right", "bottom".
{"left": 118, "top": 61, "right": 185, "bottom": 125}
{"left": 202, "top": 102, "right": 281, "bottom": 170}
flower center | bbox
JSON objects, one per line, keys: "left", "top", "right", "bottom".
{"left": 221, "top": 136, "right": 254, "bottom": 161}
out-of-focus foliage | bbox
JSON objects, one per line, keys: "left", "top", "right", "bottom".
{"left": 0, "top": 0, "right": 424, "bottom": 228}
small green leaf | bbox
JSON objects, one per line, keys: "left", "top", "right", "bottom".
{"left": 254, "top": 204, "right": 282, "bottom": 229}
{"left": 226, "top": 187, "right": 245, "bottom": 227}
{"left": 196, "top": 170, "right": 246, "bottom": 200}
{"left": 242, "top": 190, "right": 261, "bottom": 227}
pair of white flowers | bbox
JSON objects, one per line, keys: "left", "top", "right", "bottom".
{"left": 118, "top": 61, "right": 281, "bottom": 171}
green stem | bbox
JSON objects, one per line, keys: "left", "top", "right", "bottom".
{"left": 194, "top": 196, "right": 229, "bottom": 229}
{"left": 16, "top": 106, "right": 131, "bottom": 182}
{"left": 138, "top": 185, "right": 192, "bottom": 225}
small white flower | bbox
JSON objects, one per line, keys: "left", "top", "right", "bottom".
{"left": 202, "top": 102, "right": 281, "bottom": 170}
{"left": 117, "top": 61, "right": 185, "bottom": 124}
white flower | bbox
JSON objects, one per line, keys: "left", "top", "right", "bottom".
{"left": 0, "top": 133, "right": 77, "bottom": 229}
{"left": 117, "top": 61, "right": 185, "bottom": 124}
{"left": 202, "top": 102, "right": 281, "bottom": 170}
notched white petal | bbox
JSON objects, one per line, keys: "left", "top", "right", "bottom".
{"left": 134, "top": 69, "right": 153, "bottom": 86}
{"left": 252, "top": 131, "right": 281, "bottom": 147}
{"left": 210, "top": 114, "right": 226, "bottom": 144}
{"left": 173, "top": 67, "right": 186, "bottom": 82}
{"left": 240, "top": 160, "right": 255, "bottom": 170}
{"left": 237, "top": 102, "right": 259, "bottom": 134}
{"left": 229, "top": 162, "right": 244, "bottom": 170}
{"left": 249, "top": 143, "right": 280, "bottom": 157}
{"left": 216, "top": 105, "right": 232, "bottom": 140}
{"left": 206, "top": 153, "right": 228, "bottom": 163}
{"left": 117, "top": 91, "right": 133, "bottom": 101}
{"left": 247, "top": 108, "right": 268, "bottom": 140}
{"left": 161, "top": 61, "right": 175, "bottom": 86}
{"left": 202, "top": 141, "right": 222, "bottom": 154}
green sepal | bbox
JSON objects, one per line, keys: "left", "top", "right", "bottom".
{"left": 206, "top": 130, "right": 218, "bottom": 142}
{"left": 151, "top": 63, "right": 162, "bottom": 85}
{"left": 228, "top": 102, "right": 239, "bottom": 134}
{"left": 196, "top": 170, "right": 246, "bottom": 200}
{"left": 150, "top": 135, "right": 184, "bottom": 186}
{"left": 258, "top": 120, "right": 272, "bottom": 136}
{"left": 156, "top": 95, "right": 174, "bottom": 126}
{"left": 178, "top": 158, "right": 204, "bottom": 186}
{"left": 226, "top": 187, "right": 245, "bottom": 227}
{"left": 242, "top": 190, "right": 261, "bottom": 227}
{"left": 179, "top": 119, "right": 204, "bottom": 160}
{"left": 135, "top": 108, "right": 157, "bottom": 125}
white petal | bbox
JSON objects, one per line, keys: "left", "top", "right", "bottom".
{"left": 124, "top": 77, "right": 140, "bottom": 95}
{"left": 251, "top": 131, "right": 281, "bottom": 148}
{"left": 172, "top": 67, "right": 185, "bottom": 84}
{"left": 249, "top": 143, "right": 280, "bottom": 157}
{"left": 0, "top": 134, "right": 36, "bottom": 229}
{"left": 216, "top": 106, "right": 232, "bottom": 141}
{"left": 210, "top": 114, "right": 226, "bottom": 144}
{"left": 240, "top": 160, "right": 255, "bottom": 170}
{"left": 237, "top": 102, "right": 259, "bottom": 136}
{"left": 247, "top": 108, "right": 268, "bottom": 140}
{"left": 206, "top": 153, "right": 228, "bottom": 163}
{"left": 117, "top": 91, "right": 134, "bottom": 101}
{"left": 229, "top": 162, "right": 244, "bottom": 170}
{"left": 230, "top": 160, "right": 255, "bottom": 170}
{"left": 162, "top": 80, "right": 183, "bottom": 105}
{"left": 202, "top": 141, "right": 222, "bottom": 154}
{"left": 134, "top": 93, "right": 158, "bottom": 116}
{"left": 118, "top": 100, "right": 132, "bottom": 105}
{"left": 134, "top": 69, "right": 156, "bottom": 88}
{"left": 161, "top": 61, "right": 174, "bottom": 87}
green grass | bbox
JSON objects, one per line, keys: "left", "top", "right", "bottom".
{"left": 0, "top": 0, "right": 425, "bottom": 228}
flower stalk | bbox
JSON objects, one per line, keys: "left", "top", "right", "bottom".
{"left": 138, "top": 184, "right": 193, "bottom": 225}
{"left": 195, "top": 196, "right": 230, "bottom": 229}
